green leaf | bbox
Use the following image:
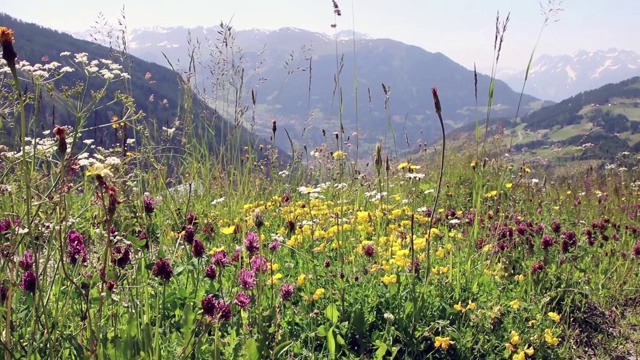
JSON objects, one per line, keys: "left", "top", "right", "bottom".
{"left": 317, "top": 325, "right": 328, "bottom": 337}
{"left": 327, "top": 326, "right": 336, "bottom": 358}
{"left": 273, "top": 340, "right": 293, "bottom": 358}
{"left": 325, "top": 303, "right": 340, "bottom": 325}
{"left": 243, "top": 338, "right": 260, "bottom": 360}
{"left": 374, "top": 340, "right": 388, "bottom": 360}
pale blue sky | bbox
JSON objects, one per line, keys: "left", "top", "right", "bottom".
{"left": 3, "top": 1, "right": 639, "bottom": 71}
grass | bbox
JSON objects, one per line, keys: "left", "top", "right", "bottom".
{"left": 2, "top": 6, "right": 640, "bottom": 359}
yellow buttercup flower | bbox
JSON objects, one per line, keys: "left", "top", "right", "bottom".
{"left": 381, "top": 274, "right": 397, "bottom": 285}
{"left": 524, "top": 344, "right": 535, "bottom": 356}
{"left": 510, "top": 331, "right": 521, "bottom": 346}
{"left": 510, "top": 299, "right": 521, "bottom": 310}
{"left": 312, "top": 288, "right": 325, "bottom": 300}
{"left": 434, "top": 336, "right": 454, "bottom": 350}
{"left": 454, "top": 302, "right": 465, "bottom": 312}
{"left": 544, "top": 329, "right": 559, "bottom": 346}
{"left": 332, "top": 150, "right": 346, "bottom": 160}
{"left": 296, "top": 274, "right": 307, "bottom": 285}
{"left": 548, "top": 312, "right": 561, "bottom": 323}
{"left": 220, "top": 225, "right": 237, "bottom": 235}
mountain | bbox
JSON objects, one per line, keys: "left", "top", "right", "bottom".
{"left": 447, "top": 76, "right": 640, "bottom": 163}
{"left": 123, "top": 25, "right": 544, "bottom": 155}
{"left": 500, "top": 49, "right": 640, "bottom": 102}
{"left": 0, "top": 14, "right": 282, "bottom": 165}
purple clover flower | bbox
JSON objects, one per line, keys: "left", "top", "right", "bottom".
{"left": 238, "top": 268, "right": 256, "bottom": 290}
{"left": 250, "top": 255, "right": 267, "bottom": 273}
{"left": 67, "top": 230, "right": 88, "bottom": 266}
{"left": 234, "top": 291, "right": 252, "bottom": 309}
{"left": 18, "top": 251, "right": 34, "bottom": 271}
{"left": 20, "top": 270, "right": 37, "bottom": 293}
{"left": 244, "top": 231, "right": 260, "bottom": 254}
{"left": 280, "top": 282, "right": 296, "bottom": 301}
{"left": 152, "top": 258, "right": 173, "bottom": 281}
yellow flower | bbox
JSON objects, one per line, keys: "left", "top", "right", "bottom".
{"left": 454, "top": 302, "right": 465, "bottom": 312}
{"left": 484, "top": 190, "right": 498, "bottom": 198}
{"left": 527, "top": 320, "right": 537, "bottom": 327}
{"left": 510, "top": 331, "right": 521, "bottom": 346}
{"left": 296, "top": 274, "right": 307, "bottom": 286}
{"left": 208, "top": 246, "right": 225, "bottom": 255}
{"left": 332, "top": 150, "right": 346, "bottom": 160}
{"left": 524, "top": 344, "right": 535, "bottom": 356}
{"left": 434, "top": 336, "right": 454, "bottom": 350}
{"left": 466, "top": 301, "right": 477, "bottom": 310}
{"left": 510, "top": 299, "right": 521, "bottom": 310}
{"left": 454, "top": 300, "right": 476, "bottom": 312}
{"left": 220, "top": 225, "right": 237, "bottom": 235}
{"left": 312, "top": 288, "right": 325, "bottom": 300}
{"left": 85, "top": 163, "right": 112, "bottom": 178}
{"left": 505, "top": 183, "right": 513, "bottom": 189}
{"left": 515, "top": 274, "right": 525, "bottom": 282}
{"left": 268, "top": 263, "right": 280, "bottom": 271}
{"left": 512, "top": 351, "right": 526, "bottom": 360}
{"left": 268, "top": 273, "right": 283, "bottom": 285}
{"left": 544, "top": 329, "right": 559, "bottom": 346}
{"left": 470, "top": 160, "right": 477, "bottom": 169}
{"left": 381, "top": 274, "right": 397, "bottom": 285}
{"left": 435, "top": 247, "right": 446, "bottom": 258}
{"left": 548, "top": 312, "right": 561, "bottom": 323}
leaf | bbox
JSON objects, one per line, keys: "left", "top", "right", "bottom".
{"left": 325, "top": 303, "right": 340, "bottom": 325}
{"left": 327, "top": 326, "right": 336, "bottom": 358}
{"left": 374, "top": 340, "right": 388, "bottom": 360}
{"left": 243, "top": 338, "right": 260, "bottom": 360}
{"left": 317, "top": 325, "right": 328, "bottom": 337}
{"left": 273, "top": 340, "right": 293, "bottom": 358}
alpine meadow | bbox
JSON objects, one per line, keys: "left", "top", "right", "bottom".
{"left": 1, "top": 1, "right": 640, "bottom": 359}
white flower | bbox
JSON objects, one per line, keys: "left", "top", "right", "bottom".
{"left": 211, "top": 197, "right": 225, "bottom": 205}
{"left": 449, "top": 219, "right": 461, "bottom": 225}
{"left": 77, "top": 152, "right": 90, "bottom": 159}
{"left": 278, "top": 170, "right": 289, "bottom": 177}
{"left": 121, "top": 73, "right": 130, "bottom": 79}
{"left": 60, "top": 66, "right": 74, "bottom": 73}
{"left": 74, "top": 52, "right": 89, "bottom": 63}
{"left": 32, "top": 70, "right": 49, "bottom": 79}
{"left": 78, "top": 158, "right": 95, "bottom": 166}
{"left": 334, "top": 183, "right": 347, "bottom": 189}
{"left": 104, "top": 156, "right": 121, "bottom": 165}
{"left": 86, "top": 65, "right": 99, "bottom": 73}
{"left": 126, "top": 138, "right": 136, "bottom": 145}
{"left": 424, "top": 189, "right": 435, "bottom": 194}
{"left": 298, "top": 186, "right": 321, "bottom": 194}
{"left": 60, "top": 51, "right": 71, "bottom": 56}
{"left": 82, "top": 139, "right": 94, "bottom": 145}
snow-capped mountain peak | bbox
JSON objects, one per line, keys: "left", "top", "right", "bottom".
{"left": 501, "top": 48, "right": 640, "bottom": 101}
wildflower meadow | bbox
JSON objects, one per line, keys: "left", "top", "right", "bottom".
{"left": 1, "top": 8, "right": 640, "bottom": 360}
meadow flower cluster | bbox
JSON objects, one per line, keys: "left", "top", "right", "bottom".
{"left": 1, "top": 23, "right": 639, "bottom": 360}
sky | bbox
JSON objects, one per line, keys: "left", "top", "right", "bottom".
{"left": 3, "top": 0, "right": 640, "bottom": 72}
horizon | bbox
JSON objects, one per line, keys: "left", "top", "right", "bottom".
{"left": 3, "top": 1, "right": 640, "bottom": 73}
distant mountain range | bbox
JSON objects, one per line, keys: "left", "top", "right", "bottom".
{"left": 500, "top": 49, "right": 640, "bottom": 102}
{"left": 446, "top": 76, "right": 640, "bottom": 163}
{"left": 116, "top": 25, "right": 545, "bottom": 154}
{"left": 0, "top": 14, "right": 280, "bottom": 164}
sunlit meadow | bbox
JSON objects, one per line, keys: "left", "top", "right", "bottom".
{"left": 1, "top": 5, "right": 640, "bottom": 359}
